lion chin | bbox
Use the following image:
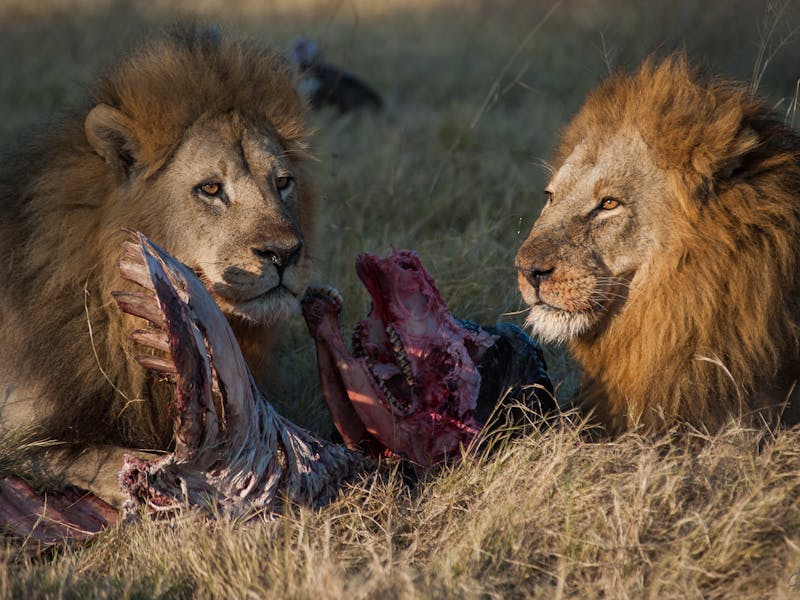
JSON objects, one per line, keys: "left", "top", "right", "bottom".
{"left": 524, "top": 304, "right": 594, "bottom": 346}
{"left": 229, "top": 287, "right": 302, "bottom": 326}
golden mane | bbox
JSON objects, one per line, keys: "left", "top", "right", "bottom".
{"left": 0, "top": 28, "right": 314, "bottom": 447}
{"left": 560, "top": 56, "right": 800, "bottom": 432}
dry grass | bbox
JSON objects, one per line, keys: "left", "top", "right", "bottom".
{"left": 2, "top": 0, "right": 800, "bottom": 597}
{"left": 4, "top": 422, "right": 800, "bottom": 598}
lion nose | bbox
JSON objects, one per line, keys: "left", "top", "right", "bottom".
{"left": 252, "top": 239, "right": 303, "bottom": 275}
{"left": 521, "top": 264, "right": 554, "bottom": 290}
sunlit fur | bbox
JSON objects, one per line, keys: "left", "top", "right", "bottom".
{"left": 0, "top": 28, "right": 316, "bottom": 448}
{"left": 521, "top": 55, "right": 800, "bottom": 433}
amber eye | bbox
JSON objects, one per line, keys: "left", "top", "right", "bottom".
{"left": 199, "top": 182, "right": 222, "bottom": 196}
{"left": 275, "top": 176, "right": 293, "bottom": 191}
{"left": 600, "top": 196, "right": 621, "bottom": 210}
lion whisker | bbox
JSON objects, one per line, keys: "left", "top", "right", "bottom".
{"left": 591, "top": 291, "right": 629, "bottom": 301}
{"left": 501, "top": 308, "right": 532, "bottom": 317}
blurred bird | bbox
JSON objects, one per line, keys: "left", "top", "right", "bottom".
{"left": 290, "top": 37, "right": 383, "bottom": 113}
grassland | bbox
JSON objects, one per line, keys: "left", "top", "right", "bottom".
{"left": 2, "top": 0, "right": 800, "bottom": 597}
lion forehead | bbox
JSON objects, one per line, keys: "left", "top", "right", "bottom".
{"left": 173, "top": 114, "right": 287, "bottom": 170}
{"left": 552, "top": 131, "right": 657, "bottom": 201}
{"left": 550, "top": 140, "right": 590, "bottom": 195}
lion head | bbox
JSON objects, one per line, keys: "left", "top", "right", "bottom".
{"left": 0, "top": 29, "right": 317, "bottom": 447}
{"left": 84, "top": 31, "right": 314, "bottom": 328}
{"left": 516, "top": 56, "right": 800, "bottom": 433}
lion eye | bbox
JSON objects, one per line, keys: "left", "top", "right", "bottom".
{"left": 544, "top": 190, "right": 554, "bottom": 204}
{"left": 194, "top": 181, "right": 228, "bottom": 207}
{"left": 275, "top": 176, "right": 293, "bottom": 191}
{"left": 199, "top": 182, "right": 222, "bottom": 196}
{"left": 600, "top": 196, "right": 621, "bottom": 210}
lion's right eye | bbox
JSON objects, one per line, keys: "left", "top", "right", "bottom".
{"left": 544, "top": 190, "right": 554, "bottom": 204}
{"left": 275, "top": 176, "right": 293, "bottom": 191}
{"left": 194, "top": 181, "right": 229, "bottom": 206}
{"left": 599, "top": 196, "right": 621, "bottom": 210}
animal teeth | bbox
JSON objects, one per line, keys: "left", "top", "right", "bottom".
{"left": 394, "top": 352, "right": 415, "bottom": 387}
{"left": 377, "top": 377, "right": 407, "bottom": 411}
{"left": 401, "top": 363, "right": 415, "bottom": 389}
{"left": 386, "top": 324, "right": 400, "bottom": 344}
{"left": 386, "top": 324, "right": 415, "bottom": 387}
{"left": 365, "top": 357, "right": 411, "bottom": 414}
{"left": 351, "top": 324, "right": 364, "bottom": 357}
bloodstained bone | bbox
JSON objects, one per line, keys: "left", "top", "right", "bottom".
{"left": 113, "top": 232, "right": 368, "bottom": 518}
{"left": 0, "top": 477, "right": 117, "bottom": 546}
{"left": 302, "top": 249, "right": 555, "bottom": 469}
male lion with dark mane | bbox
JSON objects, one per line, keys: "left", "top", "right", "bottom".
{"left": 516, "top": 56, "right": 800, "bottom": 434}
{"left": 0, "top": 29, "right": 316, "bottom": 501}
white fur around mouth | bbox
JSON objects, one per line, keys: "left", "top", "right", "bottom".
{"left": 232, "top": 286, "right": 300, "bottom": 325}
{"left": 240, "top": 283, "right": 295, "bottom": 303}
{"left": 524, "top": 302, "right": 595, "bottom": 345}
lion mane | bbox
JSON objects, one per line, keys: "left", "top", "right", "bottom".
{"left": 0, "top": 28, "right": 316, "bottom": 448}
{"left": 521, "top": 56, "right": 800, "bottom": 433}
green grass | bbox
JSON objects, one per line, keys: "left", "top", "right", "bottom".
{"left": 2, "top": 0, "right": 800, "bottom": 597}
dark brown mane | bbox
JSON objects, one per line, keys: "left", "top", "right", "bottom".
{"left": 91, "top": 28, "right": 310, "bottom": 173}
{"left": 0, "top": 28, "right": 314, "bottom": 448}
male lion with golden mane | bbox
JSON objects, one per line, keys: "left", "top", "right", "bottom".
{"left": 516, "top": 56, "right": 800, "bottom": 434}
{"left": 0, "top": 29, "right": 316, "bottom": 499}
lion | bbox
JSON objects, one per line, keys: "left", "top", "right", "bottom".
{"left": 516, "top": 55, "right": 800, "bottom": 434}
{"left": 0, "top": 28, "right": 316, "bottom": 500}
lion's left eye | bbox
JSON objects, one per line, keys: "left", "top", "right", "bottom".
{"left": 600, "top": 196, "right": 621, "bottom": 210}
{"left": 198, "top": 182, "right": 222, "bottom": 196}
{"left": 275, "top": 176, "right": 293, "bottom": 191}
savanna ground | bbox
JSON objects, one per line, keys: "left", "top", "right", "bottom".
{"left": 2, "top": 0, "right": 800, "bottom": 597}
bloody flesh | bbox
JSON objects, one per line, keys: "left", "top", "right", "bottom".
{"left": 303, "top": 249, "right": 554, "bottom": 469}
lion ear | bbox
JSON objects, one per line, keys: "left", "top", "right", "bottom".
{"left": 85, "top": 104, "right": 140, "bottom": 177}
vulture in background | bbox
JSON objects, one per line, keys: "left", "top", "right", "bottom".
{"left": 290, "top": 37, "right": 383, "bottom": 113}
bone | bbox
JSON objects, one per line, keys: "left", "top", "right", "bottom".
{"left": 302, "top": 248, "right": 555, "bottom": 469}
{"left": 118, "top": 258, "right": 157, "bottom": 291}
{"left": 135, "top": 354, "right": 177, "bottom": 375}
{"left": 2, "top": 238, "right": 554, "bottom": 544}
{"left": 0, "top": 476, "right": 118, "bottom": 546}
{"left": 115, "top": 232, "right": 368, "bottom": 518}
{"left": 131, "top": 328, "right": 171, "bottom": 353}
{"left": 111, "top": 291, "right": 166, "bottom": 330}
